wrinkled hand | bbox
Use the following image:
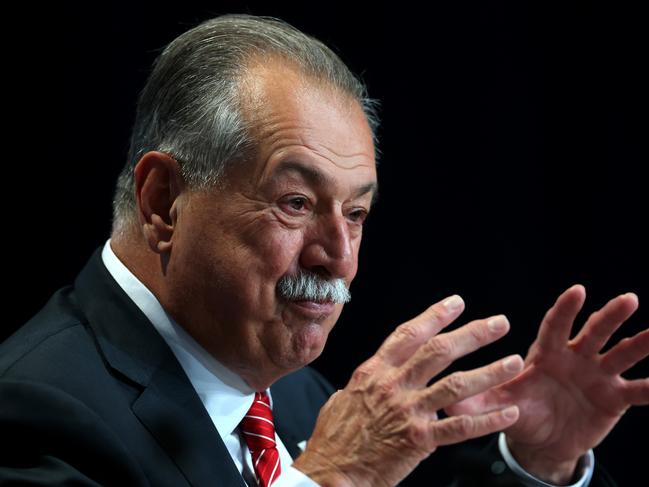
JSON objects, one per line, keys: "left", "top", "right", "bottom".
{"left": 447, "top": 285, "right": 649, "bottom": 484}
{"left": 292, "top": 296, "right": 524, "bottom": 487}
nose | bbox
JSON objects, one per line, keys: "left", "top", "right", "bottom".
{"left": 299, "top": 213, "right": 356, "bottom": 280}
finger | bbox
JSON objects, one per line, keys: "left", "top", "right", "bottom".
{"left": 601, "top": 327, "right": 649, "bottom": 375}
{"left": 420, "top": 354, "right": 524, "bottom": 411}
{"left": 536, "top": 284, "right": 586, "bottom": 351}
{"left": 444, "top": 388, "right": 510, "bottom": 416}
{"left": 571, "top": 293, "right": 639, "bottom": 356}
{"left": 400, "top": 315, "right": 511, "bottom": 387}
{"left": 431, "top": 406, "right": 519, "bottom": 447}
{"left": 622, "top": 378, "right": 649, "bottom": 406}
{"left": 377, "top": 295, "right": 465, "bottom": 366}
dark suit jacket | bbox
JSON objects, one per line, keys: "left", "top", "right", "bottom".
{"left": 0, "top": 249, "right": 617, "bottom": 486}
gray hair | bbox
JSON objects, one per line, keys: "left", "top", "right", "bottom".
{"left": 277, "top": 268, "right": 351, "bottom": 304}
{"left": 111, "top": 14, "right": 380, "bottom": 236}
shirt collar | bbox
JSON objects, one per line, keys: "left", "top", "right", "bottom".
{"left": 101, "top": 239, "right": 261, "bottom": 438}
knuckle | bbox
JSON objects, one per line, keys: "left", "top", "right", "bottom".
{"left": 587, "top": 310, "right": 600, "bottom": 324}
{"left": 376, "top": 378, "right": 399, "bottom": 401}
{"left": 468, "top": 322, "right": 488, "bottom": 343}
{"left": 422, "top": 306, "right": 444, "bottom": 325}
{"left": 484, "top": 412, "right": 500, "bottom": 430}
{"left": 392, "top": 398, "right": 417, "bottom": 422}
{"left": 351, "top": 360, "right": 376, "bottom": 384}
{"left": 394, "top": 323, "right": 422, "bottom": 343}
{"left": 405, "top": 422, "right": 429, "bottom": 446}
{"left": 619, "top": 337, "right": 632, "bottom": 348}
{"left": 542, "top": 307, "right": 557, "bottom": 325}
{"left": 494, "top": 359, "right": 510, "bottom": 376}
{"left": 440, "top": 373, "right": 466, "bottom": 401}
{"left": 424, "top": 337, "right": 453, "bottom": 359}
{"left": 456, "top": 414, "right": 473, "bottom": 433}
{"left": 451, "top": 415, "right": 475, "bottom": 437}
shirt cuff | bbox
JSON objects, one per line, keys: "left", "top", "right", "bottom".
{"left": 497, "top": 433, "right": 594, "bottom": 487}
{"left": 272, "top": 466, "right": 321, "bottom": 487}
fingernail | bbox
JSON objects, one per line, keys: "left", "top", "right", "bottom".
{"left": 488, "top": 315, "right": 509, "bottom": 333}
{"left": 443, "top": 295, "right": 464, "bottom": 312}
{"left": 503, "top": 355, "right": 523, "bottom": 372}
{"left": 502, "top": 406, "right": 519, "bottom": 420}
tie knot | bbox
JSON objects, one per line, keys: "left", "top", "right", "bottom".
{"left": 241, "top": 391, "right": 277, "bottom": 451}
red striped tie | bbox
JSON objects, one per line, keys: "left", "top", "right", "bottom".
{"left": 240, "top": 391, "right": 282, "bottom": 487}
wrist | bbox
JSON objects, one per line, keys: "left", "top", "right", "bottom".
{"left": 505, "top": 436, "right": 579, "bottom": 486}
{"left": 292, "top": 450, "right": 374, "bottom": 487}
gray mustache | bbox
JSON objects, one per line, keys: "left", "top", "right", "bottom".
{"left": 277, "top": 269, "right": 351, "bottom": 304}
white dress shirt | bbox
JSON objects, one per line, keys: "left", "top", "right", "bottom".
{"left": 498, "top": 433, "right": 594, "bottom": 487}
{"left": 101, "top": 240, "right": 317, "bottom": 487}
{"left": 101, "top": 239, "right": 593, "bottom": 487}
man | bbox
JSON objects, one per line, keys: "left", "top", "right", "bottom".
{"left": 1, "top": 14, "right": 647, "bottom": 487}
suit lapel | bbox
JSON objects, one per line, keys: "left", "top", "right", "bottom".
{"left": 74, "top": 248, "right": 246, "bottom": 487}
{"left": 132, "top": 354, "right": 246, "bottom": 487}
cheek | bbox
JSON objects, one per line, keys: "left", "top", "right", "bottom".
{"left": 347, "top": 239, "right": 362, "bottom": 281}
{"left": 240, "top": 220, "right": 306, "bottom": 277}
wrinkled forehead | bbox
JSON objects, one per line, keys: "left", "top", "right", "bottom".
{"left": 238, "top": 59, "right": 376, "bottom": 166}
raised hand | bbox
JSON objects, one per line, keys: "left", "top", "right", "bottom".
{"left": 293, "top": 296, "right": 524, "bottom": 487}
{"left": 447, "top": 285, "right": 649, "bottom": 484}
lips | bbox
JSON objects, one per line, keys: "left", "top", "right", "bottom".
{"left": 289, "top": 299, "right": 335, "bottom": 318}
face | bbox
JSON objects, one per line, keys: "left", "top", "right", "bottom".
{"left": 164, "top": 63, "right": 377, "bottom": 388}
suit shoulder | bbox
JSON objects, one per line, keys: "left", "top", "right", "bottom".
{"left": 0, "top": 286, "right": 94, "bottom": 378}
{"left": 0, "top": 379, "right": 148, "bottom": 485}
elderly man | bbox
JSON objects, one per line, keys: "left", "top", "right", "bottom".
{"left": 1, "top": 14, "right": 647, "bottom": 487}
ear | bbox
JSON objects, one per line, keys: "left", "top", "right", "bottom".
{"left": 133, "top": 151, "right": 185, "bottom": 254}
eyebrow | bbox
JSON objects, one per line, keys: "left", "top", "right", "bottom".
{"left": 271, "top": 160, "right": 379, "bottom": 205}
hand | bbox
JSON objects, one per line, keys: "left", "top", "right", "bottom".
{"left": 447, "top": 285, "right": 649, "bottom": 484}
{"left": 292, "top": 296, "right": 524, "bottom": 487}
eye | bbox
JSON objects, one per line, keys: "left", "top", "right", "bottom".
{"left": 287, "top": 197, "right": 307, "bottom": 211}
{"left": 347, "top": 208, "right": 369, "bottom": 225}
{"left": 279, "top": 195, "right": 310, "bottom": 215}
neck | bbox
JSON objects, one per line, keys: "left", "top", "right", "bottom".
{"left": 110, "top": 233, "right": 162, "bottom": 296}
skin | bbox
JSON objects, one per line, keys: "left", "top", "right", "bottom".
{"left": 112, "top": 60, "right": 649, "bottom": 486}
{"left": 113, "top": 62, "right": 378, "bottom": 390}
{"left": 447, "top": 285, "right": 649, "bottom": 483}
{"left": 293, "top": 299, "right": 524, "bottom": 486}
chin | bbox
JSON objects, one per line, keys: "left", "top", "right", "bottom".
{"left": 283, "top": 321, "right": 330, "bottom": 368}
{"left": 272, "top": 302, "right": 342, "bottom": 370}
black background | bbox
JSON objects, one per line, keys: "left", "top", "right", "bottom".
{"left": 4, "top": 1, "right": 647, "bottom": 485}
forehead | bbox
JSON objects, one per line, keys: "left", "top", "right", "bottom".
{"left": 238, "top": 60, "right": 377, "bottom": 184}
